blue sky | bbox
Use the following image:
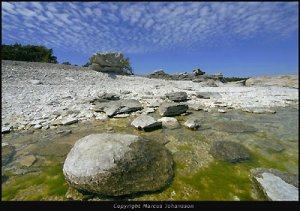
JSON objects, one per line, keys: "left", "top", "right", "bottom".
{"left": 2, "top": 2, "right": 298, "bottom": 77}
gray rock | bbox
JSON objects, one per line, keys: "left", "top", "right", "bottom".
{"left": 89, "top": 92, "right": 120, "bottom": 104}
{"left": 213, "top": 121, "right": 257, "bottom": 133}
{"left": 192, "top": 68, "right": 205, "bottom": 76}
{"left": 250, "top": 168, "right": 298, "bottom": 201}
{"left": 210, "top": 141, "right": 250, "bottom": 163}
{"left": 30, "top": 80, "right": 42, "bottom": 85}
{"left": 184, "top": 118, "right": 201, "bottom": 130}
{"left": 196, "top": 92, "right": 222, "bottom": 99}
{"left": 2, "top": 126, "right": 11, "bottom": 133}
{"left": 33, "top": 124, "right": 42, "bottom": 129}
{"left": 159, "top": 102, "right": 188, "bottom": 117}
{"left": 131, "top": 115, "right": 162, "bottom": 131}
{"left": 94, "top": 99, "right": 143, "bottom": 117}
{"left": 157, "top": 117, "right": 180, "bottom": 128}
{"left": 63, "top": 133, "right": 174, "bottom": 196}
{"left": 2, "top": 143, "right": 15, "bottom": 165}
{"left": 61, "top": 117, "right": 78, "bottom": 125}
{"left": 218, "top": 109, "right": 226, "bottom": 113}
{"left": 243, "top": 108, "right": 276, "bottom": 114}
{"left": 165, "top": 92, "right": 188, "bottom": 102}
{"left": 18, "top": 155, "right": 36, "bottom": 167}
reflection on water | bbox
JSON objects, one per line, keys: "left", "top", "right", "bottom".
{"left": 1, "top": 107, "right": 298, "bottom": 201}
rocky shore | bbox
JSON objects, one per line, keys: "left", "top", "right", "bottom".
{"left": 2, "top": 60, "right": 298, "bottom": 133}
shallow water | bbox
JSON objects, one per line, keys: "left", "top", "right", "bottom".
{"left": 1, "top": 107, "right": 298, "bottom": 201}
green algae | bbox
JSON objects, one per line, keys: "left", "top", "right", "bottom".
{"left": 1, "top": 107, "right": 298, "bottom": 201}
{"left": 2, "top": 164, "right": 68, "bottom": 201}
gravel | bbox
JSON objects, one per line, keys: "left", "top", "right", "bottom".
{"left": 2, "top": 60, "right": 298, "bottom": 131}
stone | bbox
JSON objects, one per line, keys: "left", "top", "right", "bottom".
{"left": 196, "top": 92, "right": 222, "bottom": 99}
{"left": 131, "top": 115, "right": 162, "bottom": 131}
{"left": 165, "top": 92, "right": 188, "bottom": 102}
{"left": 33, "top": 124, "right": 42, "bottom": 129}
{"left": 218, "top": 109, "right": 226, "bottom": 113}
{"left": 50, "top": 120, "right": 63, "bottom": 126}
{"left": 159, "top": 102, "right": 188, "bottom": 117}
{"left": 188, "top": 104, "right": 203, "bottom": 111}
{"left": 250, "top": 168, "right": 298, "bottom": 201}
{"left": 2, "top": 126, "right": 11, "bottom": 133}
{"left": 94, "top": 99, "right": 143, "bottom": 117}
{"left": 18, "top": 155, "right": 36, "bottom": 167}
{"left": 243, "top": 108, "right": 276, "bottom": 114}
{"left": 158, "top": 117, "right": 180, "bottom": 128}
{"left": 245, "top": 75, "right": 298, "bottom": 89}
{"left": 113, "top": 114, "right": 130, "bottom": 118}
{"left": 63, "top": 133, "right": 174, "bottom": 196}
{"left": 184, "top": 118, "right": 201, "bottom": 130}
{"left": 2, "top": 143, "right": 15, "bottom": 165}
{"left": 213, "top": 121, "right": 257, "bottom": 133}
{"left": 61, "top": 117, "right": 78, "bottom": 125}
{"left": 142, "top": 107, "right": 155, "bottom": 114}
{"left": 210, "top": 141, "right": 250, "bottom": 163}
{"left": 30, "top": 80, "right": 42, "bottom": 85}
{"left": 89, "top": 92, "right": 120, "bottom": 104}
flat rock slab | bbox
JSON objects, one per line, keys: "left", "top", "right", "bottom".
{"left": 196, "top": 92, "right": 222, "bottom": 99}
{"left": 61, "top": 117, "right": 78, "bottom": 125}
{"left": 158, "top": 117, "right": 180, "bottom": 128}
{"left": 93, "top": 99, "right": 143, "bottom": 117}
{"left": 213, "top": 121, "right": 257, "bottom": 133}
{"left": 210, "top": 141, "right": 250, "bottom": 163}
{"left": 184, "top": 118, "right": 201, "bottom": 130}
{"left": 18, "top": 155, "right": 37, "bottom": 167}
{"left": 250, "top": 168, "right": 298, "bottom": 201}
{"left": 2, "top": 126, "right": 11, "bottom": 133}
{"left": 63, "top": 133, "right": 174, "bottom": 196}
{"left": 165, "top": 92, "right": 188, "bottom": 102}
{"left": 159, "top": 102, "right": 188, "bottom": 117}
{"left": 243, "top": 108, "right": 276, "bottom": 114}
{"left": 131, "top": 115, "right": 162, "bottom": 131}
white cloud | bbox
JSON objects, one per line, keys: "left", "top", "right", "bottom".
{"left": 2, "top": 2, "right": 298, "bottom": 55}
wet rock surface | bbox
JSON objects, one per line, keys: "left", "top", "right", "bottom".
{"left": 63, "top": 133, "right": 174, "bottom": 196}
{"left": 250, "top": 168, "right": 298, "bottom": 201}
{"left": 2, "top": 143, "right": 16, "bottom": 165}
{"left": 209, "top": 141, "right": 250, "bottom": 163}
{"left": 213, "top": 121, "right": 257, "bottom": 133}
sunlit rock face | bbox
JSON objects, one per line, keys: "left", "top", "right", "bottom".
{"left": 63, "top": 133, "right": 174, "bottom": 196}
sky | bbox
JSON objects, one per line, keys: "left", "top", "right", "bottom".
{"left": 2, "top": 1, "right": 299, "bottom": 77}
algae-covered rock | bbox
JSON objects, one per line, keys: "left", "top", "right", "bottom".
{"left": 210, "top": 141, "right": 250, "bottom": 163}
{"left": 63, "top": 133, "right": 174, "bottom": 196}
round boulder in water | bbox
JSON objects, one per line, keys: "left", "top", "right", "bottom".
{"left": 63, "top": 133, "right": 174, "bottom": 196}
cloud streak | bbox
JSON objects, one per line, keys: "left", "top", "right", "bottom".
{"left": 2, "top": 2, "right": 298, "bottom": 55}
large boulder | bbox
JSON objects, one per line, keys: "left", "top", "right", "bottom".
{"left": 89, "top": 52, "right": 132, "bottom": 75}
{"left": 245, "top": 75, "right": 298, "bottom": 89}
{"left": 209, "top": 141, "right": 250, "bottom": 163}
{"left": 159, "top": 102, "right": 188, "bottom": 117}
{"left": 250, "top": 168, "right": 298, "bottom": 201}
{"left": 131, "top": 115, "right": 162, "bottom": 131}
{"left": 63, "top": 133, "right": 174, "bottom": 196}
{"left": 165, "top": 92, "right": 188, "bottom": 102}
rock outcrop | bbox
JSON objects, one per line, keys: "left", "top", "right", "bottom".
{"left": 245, "top": 75, "right": 298, "bottom": 89}
{"left": 63, "top": 133, "right": 174, "bottom": 196}
{"left": 89, "top": 52, "right": 132, "bottom": 75}
{"left": 250, "top": 168, "right": 298, "bottom": 201}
